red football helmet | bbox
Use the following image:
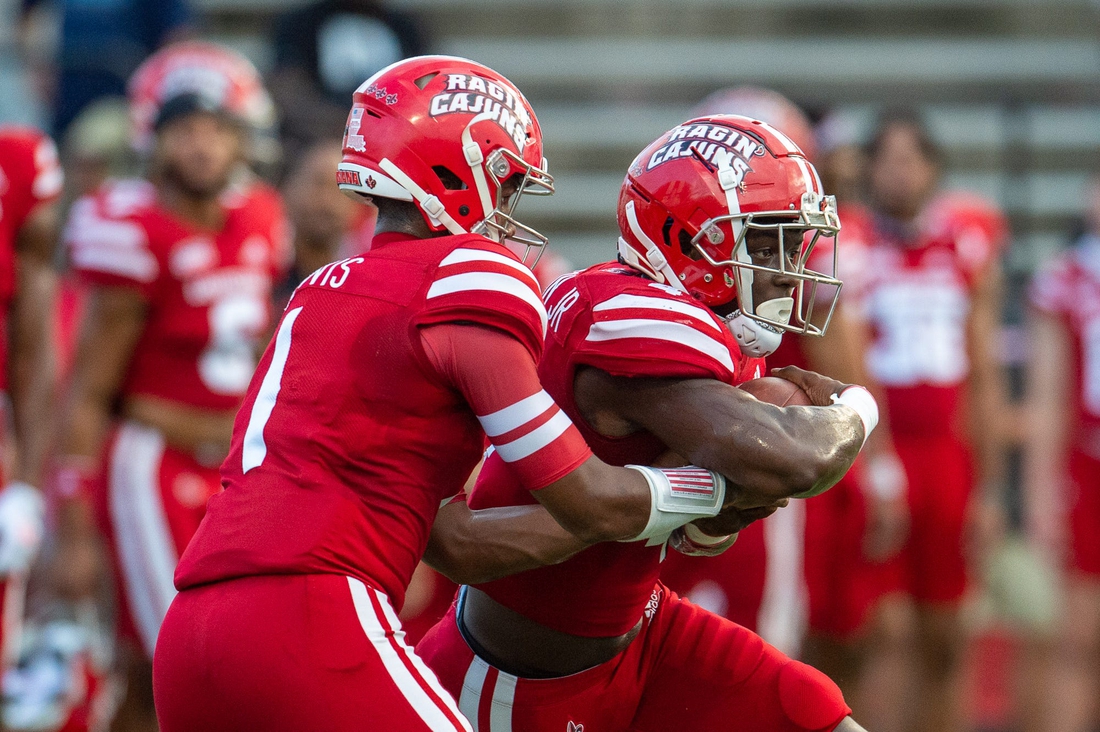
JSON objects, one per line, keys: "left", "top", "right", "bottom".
{"left": 336, "top": 55, "right": 552, "bottom": 256}
{"left": 128, "top": 41, "right": 277, "bottom": 161}
{"left": 618, "top": 115, "right": 842, "bottom": 355}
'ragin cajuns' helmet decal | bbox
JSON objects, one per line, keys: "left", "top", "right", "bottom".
{"left": 337, "top": 55, "right": 552, "bottom": 259}
{"left": 617, "top": 114, "right": 842, "bottom": 352}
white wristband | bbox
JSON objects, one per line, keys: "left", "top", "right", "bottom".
{"left": 830, "top": 386, "right": 879, "bottom": 448}
{"left": 623, "top": 465, "right": 726, "bottom": 542}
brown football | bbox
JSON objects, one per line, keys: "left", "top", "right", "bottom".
{"left": 738, "top": 376, "right": 812, "bottom": 407}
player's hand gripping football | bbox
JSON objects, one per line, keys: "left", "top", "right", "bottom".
{"left": 689, "top": 502, "right": 785, "bottom": 542}
{"left": 769, "top": 365, "right": 853, "bottom": 407}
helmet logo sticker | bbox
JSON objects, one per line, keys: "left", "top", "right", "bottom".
{"left": 362, "top": 83, "right": 398, "bottom": 105}
{"left": 335, "top": 169, "right": 361, "bottom": 187}
{"left": 344, "top": 107, "right": 366, "bottom": 152}
{"left": 429, "top": 74, "right": 530, "bottom": 150}
{"left": 646, "top": 124, "right": 764, "bottom": 187}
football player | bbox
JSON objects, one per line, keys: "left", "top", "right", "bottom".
{"left": 1026, "top": 174, "right": 1100, "bottom": 732}
{"left": 51, "top": 41, "right": 288, "bottom": 731}
{"left": 0, "top": 126, "right": 63, "bottom": 665}
{"left": 839, "top": 109, "right": 1010, "bottom": 732}
{"left": 656, "top": 89, "right": 907, "bottom": 695}
{"left": 153, "top": 56, "right": 817, "bottom": 732}
{"left": 415, "top": 115, "right": 877, "bottom": 732}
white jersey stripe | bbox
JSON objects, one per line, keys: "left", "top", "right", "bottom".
{"left": 477, "top": 390, "right": 555, "bottom": 438}
{"left": 458, "top": 656, "right": 491, "bottom": 732}
{"left": 427, "top": 272, "right": 548, "bottom": 335}
{"left": 242, "top": 307, "right": 302, "bottom": 473}
{"left": 586, "top": 319, "right": 735, "bottom": 372}
{"left": 493, "top": 409, "right": 573, "bottom": 464}
{"left": 439, "top": 248, "right": 540, "bottom": 288}
{"left": 488, "top": 671, "right": 517, "bottom": 732}
{"left": 347, "top": 578, "right": 472, "bottom": 732}
{"left": 592, "top": 293, "right": 722, "bottom": 332}
{"left": 109, "top": 422, "right": 178, "bottom": 658}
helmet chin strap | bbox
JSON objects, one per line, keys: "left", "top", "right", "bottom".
{"left": 379, "top": 158, "right": 467, "bottom": 236}
{"left": 460, "top": 114, "right": 498, "bottom": 228}
{"left": 716, "top": 157, "right": 755, "bottom": 317}
{"left": 724, "top": 298, "right": 794, "bottom": 358}
{"left": 621, "top": 201, "right": 688, "bottom": 292}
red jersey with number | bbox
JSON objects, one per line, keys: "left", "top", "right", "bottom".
{"left": 471, "top": 262, "right": 763, "bottom": 637}
{"left": 843, "top": 194, "right": 1006, "bottom": 437}
{"left": 0, "top": 127, "right": 62, "bottom": 390}
{"left": 175, "top": 233, "right": 593, "bottom": 609}
{"left": 1030, "top": 237, "right": 1100, "bottom": 459}
{"left": 64, "top": 178, "right": 289, "bottom": 411}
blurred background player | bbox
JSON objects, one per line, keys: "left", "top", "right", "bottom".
{"left": 1026, "top": 174, "right": 1100, "bottom": 732}
{"left": 0, "top": 125, "right": 62, "bottom": 670}
{"left": 49, "top": 41, "right": 288, "bottom": 732}
{"left": 841, "top": 109, "right": 1010, "bottom": 732}
{"left": 274, "top": 138, "right": 360, "bottom": 310}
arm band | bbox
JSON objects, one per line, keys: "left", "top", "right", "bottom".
{"left": 830, "top": 386, "right": 879, "bottom": 448}
{"left": 622, "top": 465, "right": 726, "bottom": 542}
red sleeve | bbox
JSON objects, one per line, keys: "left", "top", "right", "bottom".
{"left": 65, "top": 195, "right": 161, "bottom": 300}
{"left": 0, "top": 129, "right": 62, "bottom": 226}
{"left": 415, "top": 237, "right": 546, "bottom": 361}
{"left": 421, "top": 322, "right": 592, "bottom": 492}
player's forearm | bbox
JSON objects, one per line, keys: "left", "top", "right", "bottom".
{"left": 622, "top": 378, "right": 865, "bottom": 505}
{"left": 425, "top": 501, "right": 589, "bottom": 585}
{"left": 7, "top": 263, "right": 58, "bottom": 485}
{"left": 695, "top": 404, "right": 863, "bottom": 504}
{"left": 534, "top": 457, "right": 654, "bottom": 543}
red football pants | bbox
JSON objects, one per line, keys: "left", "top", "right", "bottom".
{"left": 94, "top": 421, "right": 222, "bottom": 658}
{"left": 417, "top": 583, "right": 850, "bottom": 732}
{"left": 154, "top": 573, "right": 471, "bottom": 732}
{"left": 877, "top": 435, "right": 974, "bottom": 604}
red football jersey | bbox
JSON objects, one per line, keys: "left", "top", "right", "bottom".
{"left": 65, "top": 179, "right": 289, "bottom": 411}
{"left": 175, "top": 233, "right": 592, "bottom": 609}
{"left": 0, "top": 127, "right": 62, "bottom": 390}
{"left": 1030, "top": 237, "right": 1100, "bottom": 459}
{"left": 842, "top": 195, "right": 1006, "bottom": 437}
{"left": 471, "top": 262, "right": 764, "bottom": 638}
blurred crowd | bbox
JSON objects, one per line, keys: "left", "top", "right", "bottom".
{"left": 0, "top": 2, "right": 1097, "bottom": 732}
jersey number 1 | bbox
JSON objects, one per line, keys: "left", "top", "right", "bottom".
{"left": 241, "top": 306, "right": 303, "bottom": 472}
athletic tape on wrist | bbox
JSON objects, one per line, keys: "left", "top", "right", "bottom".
{"left": 623, "top": 465, "right": 726, "bottom": 542}
{"left": 830, "top": 386, "right": 879, "bottom": 448}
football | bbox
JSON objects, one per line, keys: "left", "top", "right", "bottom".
{"left": 738, "top": 376, "right": 813, "bottom": 407}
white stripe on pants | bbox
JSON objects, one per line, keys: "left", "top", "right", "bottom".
{"left": 347, "top": 577, "right": 473, "bottom": 732}
{"left": 108, "top": 421, "right": 178, "bottom": 658}
{"left": 458, "top": 654, "right": 517, "bottom": 732}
